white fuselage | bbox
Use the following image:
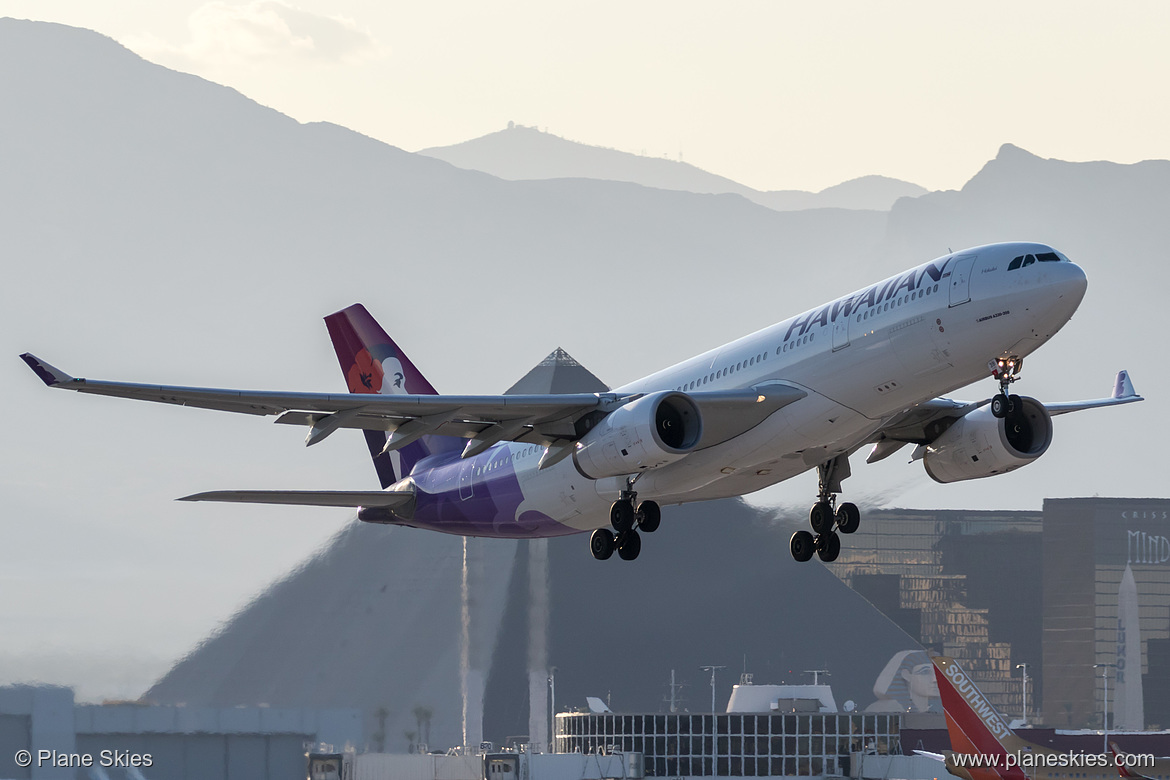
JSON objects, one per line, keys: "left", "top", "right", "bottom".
{"left": 452, "top": 242, "right": 1088, "bottom": 533}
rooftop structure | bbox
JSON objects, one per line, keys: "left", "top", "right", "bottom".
{"left": 0, "top": 684, "right": 359, "bottom": 780}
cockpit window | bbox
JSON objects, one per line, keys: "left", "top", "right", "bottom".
{"left": 1009, "top": 251, "right": 1063, "bottom": 271}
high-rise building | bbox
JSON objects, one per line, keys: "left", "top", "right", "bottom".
{"left": 829, "top": 508, "right": 1042, "bottom": 717}
{"left": 1041, "top": 497, "right": 1170, "bottom": 729}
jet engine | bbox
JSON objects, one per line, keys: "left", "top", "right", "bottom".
{"left": 574, "top": 391, "right": 703, "bottom": 479}
{"left": 922, "top": 396, "right": 1053, "bottom": 483}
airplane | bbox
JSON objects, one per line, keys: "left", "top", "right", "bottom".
{"left": 929, "top": 655, "right": 1170, "bottom": 780}
{"left": 1109, "top": 743, "right": 1170, "bottom": 780}
{"left": 20, "top": 242, "right": 1142, "bottom": 563}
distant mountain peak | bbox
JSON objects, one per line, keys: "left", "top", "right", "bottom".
{"left": 995, "top": 143, "right": 1042, "bottom": 162}
{"left": 819, "top": 174, "right": 926, "bottom": 197}
{"left": 421, "top": 126, "right": 928, "bottom": 212}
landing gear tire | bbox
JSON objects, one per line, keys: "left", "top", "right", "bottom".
{"left": 636, "top": 501, "right": 661, "bottom": 533}
{"left": 590, "top": 528, "right": 615, "bottom": 560}
{"left": 816, "top": 531, "right": 841, "bottom": 563}
{"left": 790, "top": 530, "right": 815, "bottom": 563}
{"left": 610, "top": 500, "right": 635, "bottom": 533}
{"left": 617, "top": 530, "right": 641, "bottom": 561}
{"left": 809, "top": 501, "right": 834, "bottom": 534}
{"left": 836, "top": 502, "right": 860, "bottom": 534}
{"left": 991, "top": 394, "right": 1008, "bottom": 418}
{"left": 989, "top": 356, "right": 1023, "bottom": 418}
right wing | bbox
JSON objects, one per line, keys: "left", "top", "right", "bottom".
{"left": 20, "top": 354, "right": 805, "bottom": 458}
{"left": 20, "top": 352, "right": 609, "bottom": 448}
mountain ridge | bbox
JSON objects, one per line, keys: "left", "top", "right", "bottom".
{"left": 419, "top": 123, "right": 928, "bottom": 211}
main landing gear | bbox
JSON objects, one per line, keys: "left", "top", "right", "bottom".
{"left": 989, "top": 356, "right": 1023, "bottom": 419}
{"left": 790, "top": 455, "right": 860, "bottom": 564}
{"left": 590, "top": 480, "right": 660, "bottom": 562}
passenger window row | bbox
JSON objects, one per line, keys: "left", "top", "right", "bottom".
{"left": 476, "top": 444, "right": 543, "bottom": 476}
{"left": 675, "top": 350, "right": 770, "bottom": 392}
{"left": 855, "top": 284, "right": 938, "bottom": 323}
{"left": 778, "top": 332, "right": 815, "bottom": 355}
{"left": 670, "top": 276, "right": 945, "bottom": 394}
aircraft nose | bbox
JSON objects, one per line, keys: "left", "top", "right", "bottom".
{"left": 1039, "top": 260, "right": 1088, "bottom": 329}
{"left": 1057, "top": 261, "right": 1089, "bottom": 302}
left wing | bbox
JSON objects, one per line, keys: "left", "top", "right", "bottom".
{"left": 177, "top": 490, "right": 414, "bottom": 508}
{"left": 1044, "top": 369, "right": 1143, "bottom": 415}
{"left": 865, "top": 370, "right": 1143, "bottom": 463}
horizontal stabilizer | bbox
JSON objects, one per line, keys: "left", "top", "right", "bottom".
{"left": 178, "top": 490, "right": 413, "bottom": 508}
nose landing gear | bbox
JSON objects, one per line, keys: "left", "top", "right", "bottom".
{"left": 790, "top": 454, "right": 860, "bottom": 563}
{"left": 989, "top": 356, "right": 1023, "bottom": 419}
{"left": 590, "top": 478, "right": 661, "bottom": 561}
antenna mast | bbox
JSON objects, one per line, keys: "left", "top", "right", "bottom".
{"left": 700, "top": 665, "right": 726, "bottom": 714}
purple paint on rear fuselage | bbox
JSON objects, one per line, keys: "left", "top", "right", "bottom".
{"left": 404, "top": 446, "right": 574, "bottom": 539}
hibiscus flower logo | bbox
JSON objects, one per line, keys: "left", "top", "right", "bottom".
{"left": 347, "top": 349, "right": 384, "bottom": 393}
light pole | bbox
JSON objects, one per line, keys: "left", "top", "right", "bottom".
{"left": 700, "top": 665, "right": 726, "bottom": 713}
{"left": 548, "top": 667, "right": 557, "bottom": 754}
{"left": 1015, "top": 663, "right": 1029, "bottom": 726}
{"left": 1094, "top": 663, "right": 1116, "bottom": 753}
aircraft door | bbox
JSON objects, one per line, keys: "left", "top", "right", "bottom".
{"left": 459, "top": 460, "right": 474, "bottom": 500}
{"left": 948, "top": 254, "right": 977, "bottom": 306}
{"left": 832, "top": 307, "right": 851, "bottom": 351}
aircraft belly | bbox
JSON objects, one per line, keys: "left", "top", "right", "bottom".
{"left": 652, "top": 460, "right": 812, "bottom": 504}
{"left": 629, "top": 391, "right": 878, "bottom": 499}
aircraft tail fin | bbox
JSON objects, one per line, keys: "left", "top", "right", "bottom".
{"left": 933, "top": 656, "right": 1030, "bottom": 780}
{"left": 324, "top": 304, "right": 462, "bottom": 488}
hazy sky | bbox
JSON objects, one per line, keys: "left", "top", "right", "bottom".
{"left": 2, "top": 1, "right": 1166, "bottom": 704}
{"left": 7, "top": 0, "right": 1170, "bottom": 192}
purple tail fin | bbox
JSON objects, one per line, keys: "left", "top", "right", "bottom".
{"left": 324, "top": 304, "right": 462, "bottom": 488}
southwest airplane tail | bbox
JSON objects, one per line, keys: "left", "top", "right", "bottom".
{"left": 933, "top": 656, "right": 1030, "bottom": 780}
{"left": 931, "top": 658, "right": 1170, "bottom": 780}
{"left": 324, "top": 303, "right": 462, "bottom": 486}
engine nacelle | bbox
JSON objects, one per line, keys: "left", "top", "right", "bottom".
{"left": 574, "top": 391, "right": 703, "bottom": 479}
{"left": 922, "top": 396, "right": 1053, "bottom": 484}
